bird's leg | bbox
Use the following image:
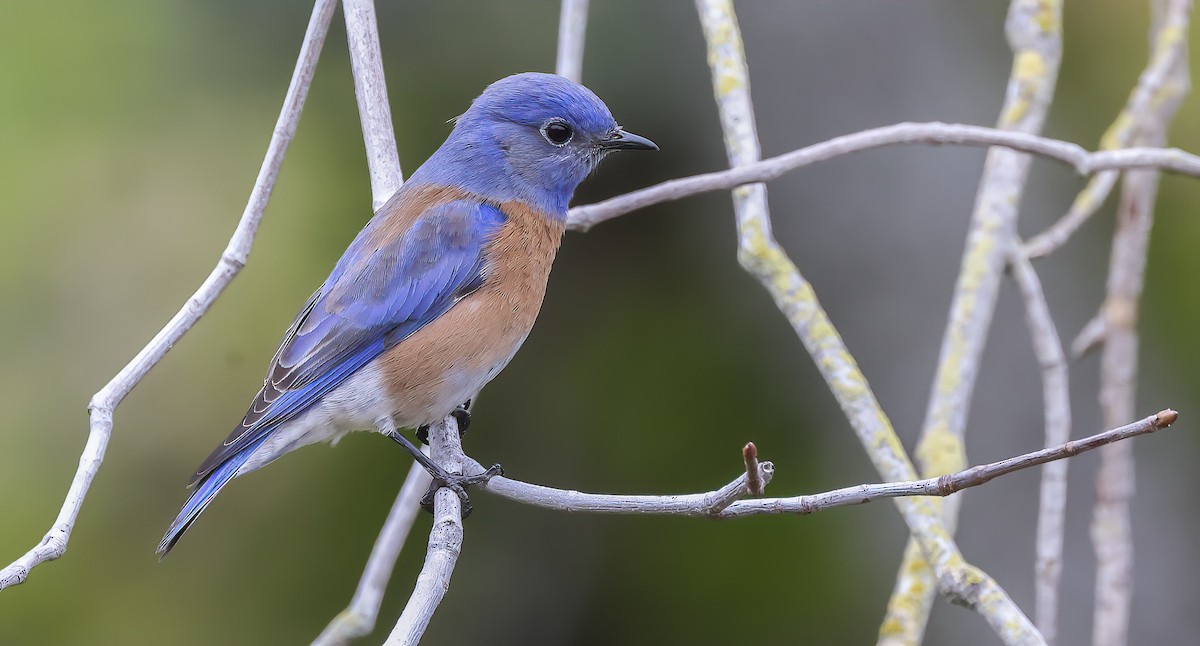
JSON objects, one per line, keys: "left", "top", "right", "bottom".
{"left": 416, "top": 399, "right": 472, "bottom": 445}
{"left": 385, "top": 416, "right": 499, "bottom": 517}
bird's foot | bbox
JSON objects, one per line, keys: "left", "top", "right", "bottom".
{"left": 416, "top": 399, "right": 472, "bottom": 445}
{"left": 420, "top": 463, "right": 503, "bottom": 517}
{"left": 451, "top": 401, "right": 472, "bottom": 434}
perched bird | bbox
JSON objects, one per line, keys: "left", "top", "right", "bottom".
{"left": 157, "top": 72, "right": 656, "bottom": 557}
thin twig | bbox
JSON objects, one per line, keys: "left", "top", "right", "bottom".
{"left": 1024, "top": 0, "right": 1193, "bottom": 258}
{"left": 459, "top": 412, "right": 1176, "bottom": 519}
{"left": 565, "top": 122, "right": 1200, "bottom": 232}
{"left": 1026, "top": 173, "right": 1120, "bottom": 259}
{"left": 0, "top": 0, "right": 339, "bottom": 592}
{"left": 467, "top": 453, "right": 774, "bottom": 516}
{"left": 694, "top": 2, "right": 1043, "bottom": 644}
{"left": 881, "top": 2, "right": 1062, "bottom": 643}
{"left": 555, "top": 0, "right": 589, "bottom": 83}
{"left": 1072, "top": 314, "right": 1109, "bottom": 358}
{"left": 384, "top": 417, "right": 464, "bottom": 646}
{"left": 313, "top": 459, "right": 432, "bottom": 646}
{"left": 1010, "top": 246, "right": 1072, "bottom": 645}
{"left": 1092, "top": 6, "right": 1190, "bottom": 645}
{"left": 343, "top": 0, "right": 403, "bottom": 210}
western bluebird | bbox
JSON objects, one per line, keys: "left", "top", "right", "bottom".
{"left": 157, "top": 72, "right": 657, "bottom": 557}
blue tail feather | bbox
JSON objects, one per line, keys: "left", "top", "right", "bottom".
{"left": 157, "top": 437, "right": 268, "bottom": 558}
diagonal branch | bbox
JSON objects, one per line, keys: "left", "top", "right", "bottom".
{"left": 881, "top": 2, "right": 1062, "bottom": 642}
{"left": 312, "top": 460, "right": 431, "bottom": 646}
{"left": 694, "top": 2, "right": 1043, "bottom": 644}
{"left": 0, "top": 0, "right": 339, "bottom": 592}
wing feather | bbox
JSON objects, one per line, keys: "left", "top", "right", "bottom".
{"left": 189, "top": 197, "right": 506, "bottom": 485}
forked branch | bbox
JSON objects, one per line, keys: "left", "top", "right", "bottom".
{"left": 0, "top": 0, "right": 340, "bottom": 592}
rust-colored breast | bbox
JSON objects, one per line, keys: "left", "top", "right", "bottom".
{"left": 479, "top": 199, "right": 567, "bottom": 338}
{"left": 373, "top": 197, "right": 566, "bottom": 425}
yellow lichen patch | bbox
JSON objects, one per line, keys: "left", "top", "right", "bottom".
{"left": 905, "top": 549, "right": 936, "bottom": 578}
{"left": 710, "top": 22, "right": 732, "bottom": 47}
{"left": 1001, "top": 616, "right": 1029, "bottom": 639}
{"left": 934, "top": 342, "right": 963, "bottom": 397}
{"left": 1000, "top": 96, "right": 1030, "bottom": 128}
{"left": 915, "top": 425, "right": 966, "bottom": 476}
{"left": 998, "top": 52, "right": 1047, "bottom": 127}
{"left": 1069, "top": 179, "right": 1101, "bottom": 214}
{"left": 823, "top": 358, "right": 869, "bottom": 400}
{"left": 1150, "top": 79, "right": 1187, "bottom": 111}
{"left": 1157, "top": 24, "right": 1184, "bottom": 48}
{"left": 877, "top": 617, "right": 905, "bottom": 639}
{"left": 941, "top": 550, "right": 966, "bottom": 574}
{"left": 717, "top": 72, "right": 741, "bottom": 98}
{"left": 792, "top": 280, "right": 817, "bottom": 306}
{"left": 958, "top": 231, "right": 997, "bottom": 291}
{"left": 878, "top": 558, "right": 934, "bottom": 641}
{"left": 758, "top": 252, "right": 802, "bottom": 298}
{"left": 878, "top": 545, "right": 938, "bottom": 643}
{"left": 1100, "top": 112, "right": 1134, "bottom": 150}
{"left": 808, "top": 318, "right": 838, "bottom": 345}
{"left": 1035, "top": 0, "right": 1062, "bottom": 33}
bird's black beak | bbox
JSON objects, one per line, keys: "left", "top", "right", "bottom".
{"left": 598, "top": 128, "right": 659, "bottom": 151}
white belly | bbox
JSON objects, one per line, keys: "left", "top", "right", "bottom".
{"left": 237, "top": 331, "right": 528, "bottom": 475}
{"left": 239, "top": 363, "right": 397, "bottom": 474}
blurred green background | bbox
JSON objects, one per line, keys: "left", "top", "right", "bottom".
{"left": 1, "top": 1, "right": 1198, "bottom": 644}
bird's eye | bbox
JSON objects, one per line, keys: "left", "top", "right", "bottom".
{"left": 541, "top": 119, "right": 573, "bottom": 146}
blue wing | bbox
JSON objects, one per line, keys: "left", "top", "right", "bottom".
{"left": 191, "top": 198, "right": 507, "bottom": 485}
{"left": 159, "top": 197, "right": 506, "bottom": 556}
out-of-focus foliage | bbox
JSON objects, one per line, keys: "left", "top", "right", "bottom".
{"left": 0, "top": 1, "right": 1196, "bottom": 644}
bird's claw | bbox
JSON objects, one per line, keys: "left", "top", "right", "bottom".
{"left": 416, "top": 400, "right": 472, "bottom": 445}
{"left": 450, "top": 403, "right": 472, "bottom": 435}
{"left": 419, "top": 463, "right": 503, "bottom": 517}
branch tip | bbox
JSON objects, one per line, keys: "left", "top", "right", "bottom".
{"left": 742, "top": 442, "right": 763, "bottom": 496}
{"left": 1154, "top": 409, "right": 1178, "bottom": 428}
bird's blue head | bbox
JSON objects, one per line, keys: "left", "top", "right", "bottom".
{"left": 417, "top": 72, "right": 657, "bottom": 215}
